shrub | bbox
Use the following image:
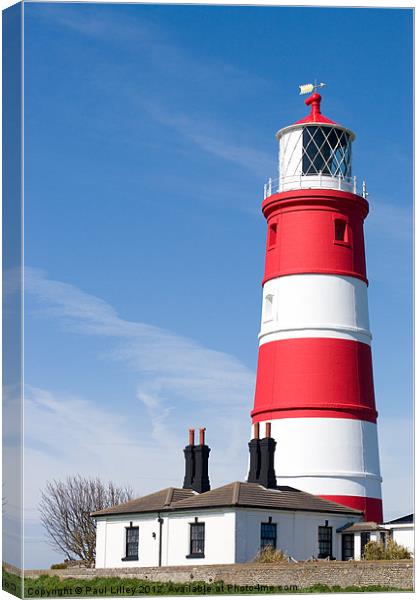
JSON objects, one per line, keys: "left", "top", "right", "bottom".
{"left": 362, "top": 539, "right": 412, "bottom": 560}
{"left": 362, "top": 540, "right": 385, "bottom": 560}
{"left": 40, "top": 476, "right": 133, "bottom": 565}
{"left": 254, "top": 546, "right": 288, "bottom": 563}
{"left": 384, "top": 539, "right": 412, "bottom": 559}
{"left": 50, "top": 562, "right": 69, "bottom": 570}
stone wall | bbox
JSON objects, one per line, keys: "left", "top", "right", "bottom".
{"left": 9, "top": 560, "right": 414, "bottom": 590}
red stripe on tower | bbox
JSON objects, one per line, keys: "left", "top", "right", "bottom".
{"left": 252, "top": 91, "right": 383, "bottom": 523}
{"left": 252, "top": 338, "right": 377, "bottom": 423}
{"left": 262, "top": 189, "right": 368, "bottom": 284}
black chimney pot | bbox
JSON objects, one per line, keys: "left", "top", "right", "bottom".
{"left": 183, "top": 445, "right": 195, "bottom": 489}
{"left": 258, "top": 436, "right": 277, "bottom": 489}
{"left": 247, "top": 422, "right": 277, "bottom": 489}
{"left": 183, "top": 429, "right": 195, "bottom": 490}
{"left": 192, "top": 444, "right": 211, "bottom": 493}
{"left": 182, "top": 428, "right": 211, "bottom": 493}
{"left": 247, "top": 438, "right": 261, "bottom": 484}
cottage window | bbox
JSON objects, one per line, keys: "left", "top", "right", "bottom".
{"left": 123, "top": 526, "right": 139, "bottom": 561}
{"left": 260, "top": 522, "right": 277, "bottom": 550}
{"left": 318, "top": 525, "right": 333, "bottom": 559}
{"left": 341, "top": 533, "right": 354, "bottom": 561}
{"left": 188, "top": 522, "right": 205, "bottom": 558}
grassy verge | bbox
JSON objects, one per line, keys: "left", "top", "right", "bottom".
{"left": 2, "top": 569, "right": 411, "bottom": 597}
{"left": 2, "top": 568, "right": 23, "bottom": 598}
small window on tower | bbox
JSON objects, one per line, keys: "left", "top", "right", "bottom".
{"left": 334, "top": 219, "right": 348, "bottom": 243}
{"left": 264, "top": 295, "right": 274, "bottom": 322}
{"left": 268, "top": 223, "right": 277, "bottom": 248}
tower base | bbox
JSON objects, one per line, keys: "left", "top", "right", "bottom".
{"left": 319, "top": 495, "right": 383, "bottom": 523}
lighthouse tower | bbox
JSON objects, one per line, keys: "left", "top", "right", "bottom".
{"left": 251, "top": 89, "right": 383, "bottom": 523}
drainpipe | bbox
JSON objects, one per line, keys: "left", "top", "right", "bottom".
{"left": 157, "top": 514, "right": 164, "bottom": 566}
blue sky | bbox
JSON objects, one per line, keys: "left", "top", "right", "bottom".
{"left": 17, "top": 3, "right": 413, "bottom": 567}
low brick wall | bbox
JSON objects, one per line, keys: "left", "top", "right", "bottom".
{"left": 8, "top": 560, "right": 414, "bottom": 590}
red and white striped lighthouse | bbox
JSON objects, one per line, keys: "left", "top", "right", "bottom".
{"left": 251, "top": 88, "right": 383, "bottom": 523}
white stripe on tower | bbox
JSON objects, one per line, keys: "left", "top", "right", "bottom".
{"left": 253, "top": 418, "right": 382, "bottom": 499}
{"left": 259, "top": 274, "right": 371, "bottom": 345}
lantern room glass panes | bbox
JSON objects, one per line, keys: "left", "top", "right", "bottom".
{"left": 302, "top": 126, "right": 352, "bottom": 178}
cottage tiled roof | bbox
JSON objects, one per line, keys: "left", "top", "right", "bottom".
{"left": 91, "top": 487, "right": 196, "bottom": 517}
{"left": 338, "top": 521, "right": 386, "bottom": 533}
{"left": 92, "top": 482, "right": 362, "bottom": 518}
{"left": 386, "top": 514, "right": 413, "bottom": 525}
{"left": 170, "top": 482, "right": 362, "bottom": 515}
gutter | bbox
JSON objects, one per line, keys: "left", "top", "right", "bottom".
{"left": 93, "top": 503, "right": 362, "bottom": 518}
{"left": 157, "top": 513, "right": 164, "bottom": 567}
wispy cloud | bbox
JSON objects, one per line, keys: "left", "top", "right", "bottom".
{"left": 37, "top": 5, "right": 268, "bottom": 93}
{"left": 20, "top": 267, "right": 255, "bottom": 565}
{"left": 23, "top": 384, "right": 156, "bottom": 518}
{"left": 24, "top": 375, "right": 239, "bottom": 568}
{"left": 22, "top": 384, "right": 186, "bottom": 567}
{"left": 24, "top": 266, "right": 254, "bottom": 482}
{"left": 33, "top": 5, "right": 274, "bottom": 180}
{"left": 143, "top": 105, "right": 273, "bottom": 178}
{"left": 25, "top": 268, "right": 254, "bottom": 412}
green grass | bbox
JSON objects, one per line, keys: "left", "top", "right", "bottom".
{"left": 2, "top": 569, "right": 411, "bottom": 597}
{"left": 2, "top": 568, "right": 22, "bottom": 598}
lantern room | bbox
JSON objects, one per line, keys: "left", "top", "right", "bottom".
{"left": 264, "top": 93, "right": 361, "bottom": 197}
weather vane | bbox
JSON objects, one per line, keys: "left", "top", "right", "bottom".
{"left": 299, "top": 80, "right": 326, "bottom": 95}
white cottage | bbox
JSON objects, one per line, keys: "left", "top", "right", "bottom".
{"left": 337, "top": 521, "right": 390, "bottom": 560}
{"left": 337, "top": 515, "right": 414, "bottom": 560}
{"left": 93, "top": 481, "right": 364, "bottom": 567}
{"left": 93, "top": 427, "right": 366, "bottom": 567}
{"left": 384, "top": 514, "right": 414, "bottom": 555}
